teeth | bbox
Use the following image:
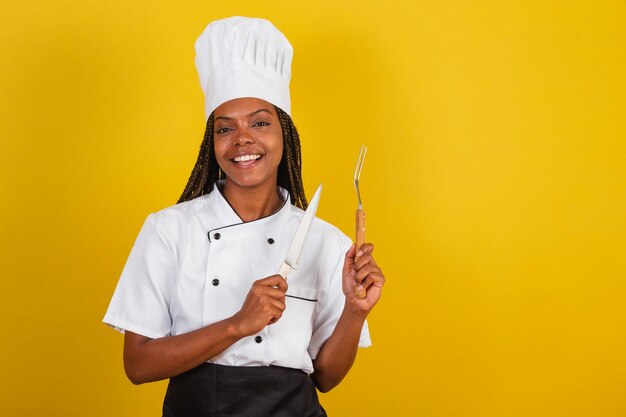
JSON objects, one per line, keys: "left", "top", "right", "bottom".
{"left": 234, "top": 154, "right": 261, "bottom": 162}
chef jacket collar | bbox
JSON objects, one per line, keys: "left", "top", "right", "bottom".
{"left": 206, "top": 180, "right": 292, "bottom": 242}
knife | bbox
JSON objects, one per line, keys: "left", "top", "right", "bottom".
{"left": 277, "top": 184, "right": 322, "bottom": 278}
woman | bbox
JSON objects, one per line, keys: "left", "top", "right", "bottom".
{"left": 104, "top": 16, "right": 384, "bottom": 416}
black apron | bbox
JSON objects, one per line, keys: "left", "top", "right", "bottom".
{"left": 162, "top": 363, "right": 327, "bottom": 417}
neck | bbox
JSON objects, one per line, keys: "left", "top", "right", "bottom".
{"left": 221, "top": 180, "right": 284, "bottom": 222}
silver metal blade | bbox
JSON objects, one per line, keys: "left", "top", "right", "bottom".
{"left": 283, "top": 184, "right": 322, "bottom": 270}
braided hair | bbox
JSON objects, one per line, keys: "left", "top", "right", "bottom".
{"left": 177, "top": 106, "right": 308, "bottom": 209}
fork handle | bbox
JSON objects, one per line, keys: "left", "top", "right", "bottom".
{"left": 354, "top": 208, "right": 366, "bottom": 299}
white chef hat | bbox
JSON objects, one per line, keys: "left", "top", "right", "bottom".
{"left": 194, "top": 16, "right": 293, "bottom": 120}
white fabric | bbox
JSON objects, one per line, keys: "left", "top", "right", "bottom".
{"left": 195, "top": 16, "right": 293, "bottom": 119}
{"left": 103, "top": 185, "right": 371, "bottom": 374}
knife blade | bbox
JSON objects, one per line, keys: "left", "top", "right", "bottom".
{"left": 277, "top": 184, "right": 322, "bottom": 278}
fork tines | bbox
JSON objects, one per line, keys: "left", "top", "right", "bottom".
{"left": 353, "top": 144, "right": 367, "bottom": 208}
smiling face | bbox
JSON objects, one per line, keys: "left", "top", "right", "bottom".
{"left": 213, "top": 97, "right": 284, "bottom": 193}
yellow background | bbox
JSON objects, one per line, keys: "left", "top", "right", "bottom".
{"left": 2, "top": 1, "right": 625, "bottom": 416}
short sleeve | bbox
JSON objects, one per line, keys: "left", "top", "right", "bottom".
{"left": 103, "top": 214, "right": 177, "bottom": 339}
{"left": 307, "top": 235, "right": 371, "bottom": 359}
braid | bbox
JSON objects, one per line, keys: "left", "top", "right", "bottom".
{"left": 177, "top": 114, "right": 223, "bottom": 203}
{"left": 177, "top": 107, "right": 308, "bottom": 210}
{"left": 276, "top": 107, "right": 308, "bottom": 210}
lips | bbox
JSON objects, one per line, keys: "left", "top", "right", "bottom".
{"left": 231, "top": 153, "right": 263, "bottom": 167}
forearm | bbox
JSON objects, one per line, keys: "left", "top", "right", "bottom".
{"left": 123, "top": 317, "right": 242, "bottom": 384}
{"left": 124, "top": 275, "right": 288, "bottom": 385}
{"left": 311, "top": 304, "right": 368, "bottom": 392}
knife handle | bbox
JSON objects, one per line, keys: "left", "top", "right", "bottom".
{"left": 355, "top": 208, "right": 366, "bottom": 299}
{"left": 277, "top": 262, "right": 291, "bottom": 280}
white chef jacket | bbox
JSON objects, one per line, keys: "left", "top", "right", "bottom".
{"left": 103, "top": 184, "right": 371, "bottom": 374}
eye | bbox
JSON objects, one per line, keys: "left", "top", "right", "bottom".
{"left": 253, "top": 121, "right": 270, "bottom": 127}
{"left": 215, "top": 127, "right": 232, "bottom": 134}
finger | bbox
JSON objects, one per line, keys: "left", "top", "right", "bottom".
{"left": 353, "top": 265, "right": 382, "bottom": 300}
{"left": 353, "top": 272, "right": 385, "bottom": 301}
{"left": 269, "top": 297, "right": 286, "bottom": 312}
{"left": 267, "top": 302, "right": 285, "bottom": 325}
{"left": 256, "top": 275, "right": 288, "bottom": 292}
{"left": 354, "top": 264, "right": 382, "bottom": 285}
{"left": 268, "top": 310, "right": 283, "bottom": 324}
{"left": 356, "top": 243, "right": 375, "bottom": 258}
{"left": 354, "top": 252, "right": 371, "bottom": 270}
{"left": 354, "top": 252, "right": 377, "bottom": 271}
{"left": 358, "top": 271, "right": 385, "bottom": 291}
{"left": 263, "top": 287, "right": 287, "bottom": 303}
{"left": 250, "top": 282, "right": 287, "bottom": 302}
{"left": 249, "top": 286, "right": 284, "bottom": 305}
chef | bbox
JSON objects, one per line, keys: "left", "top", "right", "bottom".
{"left": 103, "top": 16, "right": 385, "bottom": 417}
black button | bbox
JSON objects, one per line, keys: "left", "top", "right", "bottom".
{"left": 267, "top": 238, "right": 274, "bottom": 244}
{"left": 214, "top": 232, "right": 221, "bottom": 240}
{"left": 254, "top": 336, "right": 263, "bottom": 343}
{"left": 212, "top": 279, "right": 219, "bottom": 286}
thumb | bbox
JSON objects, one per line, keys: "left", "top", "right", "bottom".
{"left": 342, "top": 244, "right": 356, "bottom": 277}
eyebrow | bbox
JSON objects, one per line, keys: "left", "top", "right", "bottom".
{"left": 214, "top": 108, "right": 273, "bottom": 121}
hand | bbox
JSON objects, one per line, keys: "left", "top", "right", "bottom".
{"left": 342, "top": 243, "right": 384, "bottom": 313}
{"left": 231, "top": 275, "right": 288, "bottom": 337}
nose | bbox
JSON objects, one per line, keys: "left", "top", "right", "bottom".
{"left": 233, "top": 128, "right": 254, "bottom": 146}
